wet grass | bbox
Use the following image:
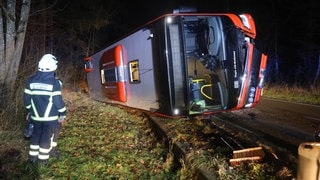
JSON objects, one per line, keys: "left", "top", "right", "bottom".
{"left": 263, "top": 84, "right": 320, "bottom": 105}
{"left": 158, "top": 116, "right": 294, "bottom": 179}
{"left": 0, "top": 90, "right": 180, "bottom": 179}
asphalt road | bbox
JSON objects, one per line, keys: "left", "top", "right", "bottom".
{"left": 255, "top": 98, "right": 320, "bottom": 126}
{"left": 221, "top": 98, "right": 320, "bottom": 148}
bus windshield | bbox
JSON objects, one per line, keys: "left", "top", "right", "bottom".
{"left": 183, "top": 16, "right": 230, "bottom": 114}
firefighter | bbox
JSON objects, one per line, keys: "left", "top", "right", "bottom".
{"left": 23, "top": 54, "right": 67, "bottom": 165}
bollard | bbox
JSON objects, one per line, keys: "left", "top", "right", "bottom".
{"left": 297, "top": 142, "right": 320, "bottom": 180}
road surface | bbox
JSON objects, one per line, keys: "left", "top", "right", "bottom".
{"left": 225, "top": 98, "right": 320, "bottom": 146}
{"left": 256, "top": 98, "right": 320, "bottom": 124}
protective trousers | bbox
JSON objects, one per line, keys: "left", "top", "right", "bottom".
{"left": 29, "top": 120, "right": 56, "bottom": 161}
{"left": 50, "top": 121, "right": 61, "bottom": 155}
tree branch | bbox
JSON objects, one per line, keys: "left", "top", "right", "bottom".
{"left": 0, "top": 1, "right": 16, "bottom": 22}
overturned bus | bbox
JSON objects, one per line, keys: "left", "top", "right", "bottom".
{"left": 84, "top": 11, "right": 267, "bottom": 117}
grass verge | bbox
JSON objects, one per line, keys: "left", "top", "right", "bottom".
{"left": 263, "top": 84, "right": 320, "bottom": 105}
{"left": 1, "top": 89, "right": 179, "bottom": 179}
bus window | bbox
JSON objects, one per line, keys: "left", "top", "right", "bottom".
{"left": 129, "top": 60, "right": 140, "bottom": 83}
{"left": 101, "top": 68, "right": 117, "bottom": 84}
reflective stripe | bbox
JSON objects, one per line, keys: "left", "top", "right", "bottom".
{"left": 28, "top": 90, "right": 61, "bottom": 96}
{"left": 26, "top": 80, "right": 64, "bottom": 121}
{"left": 29, "top": 144, "right": 39, "bottom": 156}
{"left": 31, "top": 99, "right": 40, "bottom": 117}
{"left": 24, "top": 89, "right": 32, "bottom": 94}
{"left": 50, "top": 134, "right": 57, "bottom": 148}
{"left": 58, "top": 106, "right": 66, "bottom": 113}
{"left": 44, "top": 102, "right": 53, "bottom": 117}
{"left": 39, "top": 147, "right": 51, "bottom": 154}
{"left": 44, "top": 95, "right": 53, "bottom": 117}
{"left": 31, "top": 98, "right": 58, "bottom": 121}
{"left": 38, "top": 154, "right": 49, "bottom": 160}
{"left": 29, "top": 151, "right": 39, "bottom": 156}
{"left": 39, "top": 147, "right": 50, "bottom": 160}
{"left": 30, "top": 144, "right": 40, "bottom": 150}
{"left": 52, "top": 91, "right": 61, "bottom": 96}
{"left": 29, "top": 90, "right": 54, "bottom": 96}
{"left": 30, "top": 83, "right": 53, "bottom": 91}
{"left": 30, "top": 91, "right": 60, "bottom": 121}
{"left": 31, "top": 115, "right": 58, "bottom": 121}
{"left": 51, "top": 141, "right": 57, "bottom": 147}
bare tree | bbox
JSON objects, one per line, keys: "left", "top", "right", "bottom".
{"left": 313, "top": 52, "right": 320, "bottom": 88}
{"left": 0, "top": 0, "right": 31, "bottom": 101}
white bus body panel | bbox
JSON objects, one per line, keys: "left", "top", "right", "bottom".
{"left": 86, "top": 29, "right": 159, "bottom": 111}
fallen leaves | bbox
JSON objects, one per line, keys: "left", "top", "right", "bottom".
{"left": 41, "top": 90, "right": 176, "bottom": 179}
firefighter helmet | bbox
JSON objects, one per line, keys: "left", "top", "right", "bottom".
{"left": 38, "top": 54, "right": 58, "bottom": 72}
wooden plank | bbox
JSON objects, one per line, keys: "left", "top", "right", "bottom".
{"left": 232, "top": 147, "right": 265, "bottom": 159}
{"left": 230, "top": 147, "right": 265, "bottom": 166}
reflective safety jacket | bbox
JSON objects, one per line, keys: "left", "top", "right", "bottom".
{"left": 24, "top": 71, "right": 66, "bottom": 121}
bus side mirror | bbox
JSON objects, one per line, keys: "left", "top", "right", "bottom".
{"left": 84, "top": 57, "right": 93, "bottom": 73}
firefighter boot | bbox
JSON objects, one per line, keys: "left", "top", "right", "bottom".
{"left": 38, "top": 159, "right": 48, "bottom": 166}
{"left": 27, "top": 155, "right": 37, "bottom": 163}
{"left": 50, "top": 147, "right": 60, "bottom": 159}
